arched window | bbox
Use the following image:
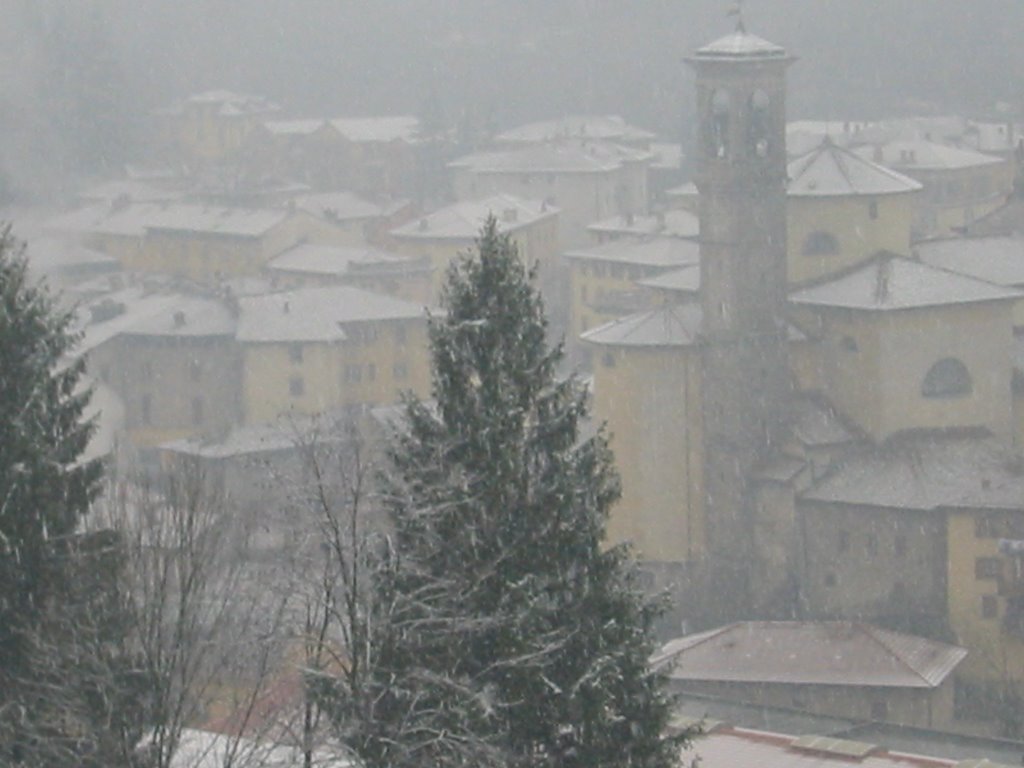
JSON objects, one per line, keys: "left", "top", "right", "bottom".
{"left": 921, "top": 358, "right": 973, "bottom": 399}
{"left": 802, "top": 230, "right": 840, "bottom": 256}
{"left": 748, "top": 89, "right": 771, "bottom": 159}
{"left": 706, "top": 89, "right": 731, "bottom": 159}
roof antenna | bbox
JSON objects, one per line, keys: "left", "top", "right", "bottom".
{"left": 727, "top": 0, "right": 746, "bottom": 33}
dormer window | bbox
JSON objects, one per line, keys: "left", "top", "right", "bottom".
{"left": 921, "top": 358, "right": 972, "bottom": 399}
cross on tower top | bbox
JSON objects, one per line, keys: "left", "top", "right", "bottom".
{"left": 727, "top": 0, "right": 746, "bottom": 33}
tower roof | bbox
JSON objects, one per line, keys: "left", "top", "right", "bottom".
{"left": 693, "top": 28, "right": 788, "bottom": 60}
{"left": 787, "top": 139, "right": 923, "bottom": 197}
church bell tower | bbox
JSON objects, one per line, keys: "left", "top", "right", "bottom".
{"left": 688, "top": 20, "right": 794, "bottom": 615}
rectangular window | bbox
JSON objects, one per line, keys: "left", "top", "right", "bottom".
{"left": 976, "top": 557, "right": 1003, "bottom": 580}
{"left": 344, "top": 364, "right": 362, "bottom": 384}
{"left": 289, "top": 343, "right": 304, "bottom": 364}
{"left": 982, "top": 594, "right": 999, "bottom": 619}
{"left": 868, "top": 200, "right": 879, "bottom": 220}
{"left": 866, "top": 534, "right": 878, "bottom": 556}
{"left": 393, "top": 361, "right": 409, "bottom": 381}
{"left": 189, "top": 359, "right": 203, "bottom": 381}
{"left": 395, "top": 325, "right": 407, "bottom": 345}
{"left": 367, "top": 363, "right": 376, "bottom": 382}
{"left": 191, "top": 397, "right": 204, "bottom": 425}
{"left": 289, "top": 376, "right": 305, "bottom": 397}
{"left": 976, "top": 515, "right": 1004, "bottom": 539}
{"left": 838, "top": 530, "right": 850, "bottom": 553}
{"left": 141, "top": 394, "right": 152, "bottom": 425}
{"left": 894, "top": 534, "right": 908, "bottom": 557}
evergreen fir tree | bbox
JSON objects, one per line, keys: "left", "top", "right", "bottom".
{"left": 333, "top": 218, "right": 683, "bottom": 768}
{"left": 0, "top": 228, "right": 109, "bottom": 762}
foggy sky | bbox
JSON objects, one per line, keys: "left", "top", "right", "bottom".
{"left": 3, "top": 0, "right": 1024, "bottom": 200}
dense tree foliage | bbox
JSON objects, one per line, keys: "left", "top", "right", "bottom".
{"left": 322, "top": 218, "right": 682, "bottom": 768}
{"left": 0, "top": 228, "right": 134, "bottom": 764}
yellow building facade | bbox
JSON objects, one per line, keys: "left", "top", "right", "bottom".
{"left": 236, "top": 286, "right": 431, "bottom": 425}
{"left": 581, "top": 304, "right": 706, "bottom": 564}
{"left": 391, "top": 195, "right": 561, "bottom": 300}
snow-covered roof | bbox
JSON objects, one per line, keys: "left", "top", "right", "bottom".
{"left": 164, "top": 728, "right": 351, "bottom": 768}
{"left": 678, "top": 724, "right": 999, "bottom": 768}
{"left": 693, "top": 28, "right": 788, "bottom": 60}
{"left": 802, "top": 433, "right": 1024, "bottom": 511}
{"left": 236, "top": 285, "right": 427, "bottom": 343}
{"left": 566, "top": 237, "right": 700, "bottom": 269}
{"left": 120, "top": 295, "right": 236, "bottom": 338}
{"left": 494, "top": 115, "right": 656, "bottom": 145}
{"left": 580, "top": 303, "right": 703, "bottom": 348}
{"left": 164, "top": 90, "right": 281, "bottom": 118}
{"left": 637, "top": 264, "right": 701, "bottom": 294}
{"left": 260, "top": 119, "right": 328, "bottom": 136}
{"left": 916, "top": 236, "right": 1024, "bottom": 288}
{"left": 74, "top": 288, "right": 193, "bottom": 354}
{"left": 390, "top": 195, "right": 557, "bottom": 240}
{"left": 450, "top": 141, "right": 652, "bottom": 174}
{"left": 789, "top": 254, "right": 1021, "bottom": 311}
{"left": 266, "top": 243, "right": 416, "bottom": 277}
{"left": 328, "top": 116, "right": 420, "bottom": 143}
{"left": 292, "top": 191, "right": 399, "bottom": 222}
{"left": 788, "top": 139, "right": 922, "bottom": 198}
{"left": 45, "top": 203, "right": 292, "bottom": 240}
{"left": 162, "top": 420, "right": 312, "bottom": 459}
{"left": 853, "top": 139, "right": 1004, "bottom": 171}
{"left": 78, "top": 179, "right": 182, "bottom": 205}
{"left": 587, "top": 208, "right": 699, "bottom": 240}
{"left": 24, "top": 237, "right": 120, "bottom": 276}
{"left": 654, "top": 621, "right": 966, "bottom": 689}
{"left": 142, "top": 205, "right": 290, "bottom": 238}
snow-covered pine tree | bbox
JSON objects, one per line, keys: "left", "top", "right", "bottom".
{"left": 335, "top": 217, "right": 683, "bottom": 768}
{"left": 0, "top": 228, "right": 110, "bottom": 762}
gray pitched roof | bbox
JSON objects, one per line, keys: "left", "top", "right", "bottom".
{"left": 236, "top": 285, "right": 427, "bottom": 343}
{"left": 580, "top": 303, "right": 703, "bottom": 348}
{"left": 566, "top": 237, "right": 700, "bottom": 269}
{"left": 788, "top": 140, "right": 922, "bottom": 197}
{"left": 450, "top": 141, "right": 652, "bottom": 174}
{"left": 801, "top": 433, "right": 1024, "bottom": 511}
{"left": 789, "top": 254, "right": 1022, "bottom": 311}
{"left": 267, "top": 243, "right": 413, "bottom": 277}
{"left": 121, "top": 295, "right": 236, "bottom": 338}
{"left": 637, "top": 264, "right": 701, "bottom": 294}
{"left": 853, "top": 140, "right": 1003, "bottom": 171}
{"left": 390, "top": 194, "right": 556, "bottom": 240}
{"left": 494, "top": 115, "right": 655, "bottom": 145}
{"left": 916, "top": 236, "right": 1024, "bottom": 287}
{"left": 587, "top": 208, "right": 699, "bottom": 239}
{"left": 654, "top": 621, "right": 966, "bottom": 689}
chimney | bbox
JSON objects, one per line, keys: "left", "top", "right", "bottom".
{"left": 283, "top": 300, "right": 290, "bottom": 314}
{"left": 173, "top": 310, "right": 186, "bottom": 328}
{"left": 418, "top": 217, "right": 429, "bottom": 231}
